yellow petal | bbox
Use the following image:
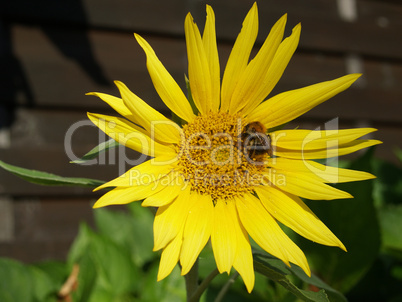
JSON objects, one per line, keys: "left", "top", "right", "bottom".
{"left": 115, "top": 81, "right": 182, "bottom": 144}
{"left": 180, "top": 193, "right": 214, "bottom": 275}
{"left": 242, "top": 23, "right": 301, "bottom": 116}
{"left": 86, "top": 92, "right": 140, "bottom": 126}
{"left": 211, "top": 200, "right": 238, "bottom": 274}
{"left": 153, "top": 186, "right": 194, "bottom": 251}
{"left": 267, "top": 157, "right": 375, "bottom": 183}
{"left": 264, "top": 168, "right": 353, "bottom": 200}
{"left": 94, "top": 157, "right": 176, "bottom": 191}
{"left": 230, "top": 14, "right": 287, "bottom": 114}
{"left": 142, "top": 175, "right": 185, "bottom": 207}
{"left": 185, "top": 13, "right": 213, "bottom": 114}
{"left": 272, "top": 128, "right": 377, "bottom": 150}
{"left": 247, "top": 74, "right": 361, "bottom": 128}
{"left": 236, "top": 194, "right": 310, "bottom": 276}
{"left": 232, "top": 212, "right": 255, "bottom": 293}
{"left": 134, "top": 34, "right": 195, "bottom": 122}
{"left": 93, "top": 179, "right": 165, "bottom": 208}
{"left": 157, "top": 230, "right": 183, "bottom": 281}
{"left": 274, "top": 139, "right": 382, "bottom": 159}
{"left": 87, "top": 113, "right": 176, "bottom": 157}
{"left": 255, "top": 186, "right": 346, "bottom": 250}
{"left": 221, "top": 3, "right": 258, "bottom": 111}
{"left": 202, "top": 5, "right": 220, "bottom": 112}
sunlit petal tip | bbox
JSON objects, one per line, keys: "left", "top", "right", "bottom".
{"left": 114, "top": 81, "right": 131, "bottom": 95}
{"left": 133, "top": 32, "right": 144, "bottom": 43}
{"left": 85, "top": 92, "right": 97, "bottom": 96}
{"left": 303, "top": 264, "right": 312, "bottom": 277}
{"left": 133, "top": 33, "right": 147, "bottom": 50}
{"left": 92, "top": 198, "right": 109, "bottom": 209}
{"left": 360, "top": 172, "right": 376, "bottom": 180}
{"left": 339, "top": 242, "right": 347, "bottom": 252}
{"left": 113, "top": 80, "right": 124, "bottom": 87}
{"left": 251, "top": 1, "right": 258, "bottom": 10}
{"left": 293, "top": 22, "right": 302, "bottom": 33}
{"left": 279, "top": 13, "right": 287, "bottom": 23}
{"left": 185, "top": 12, "right": 194, "bottom": 24}
{"left": 92, "top": 202, "right": 103, "bottom": 209}
{"left": 87, "top": 112, "right": 98, "bottom": 124}
{"left": 92, "top": 185, "right": 105, "bottom": 192}
{"left": 345, "top": 192, "right": 354, "bottom": 199}
{"left": 247, "top": 2, "right": 258, "bottom": 23}
{"left": 348, "top": 73, "right": 362, "bottom": 82}
{"left": 157, "top": 264, "right": 176, "bottom": 282}
{"left": 156, "top": 272, "right": 166, "bottom": 282}
{"left": 134, "top": 33, "right": 154, "bottom": 55}
{"left": 206, "top": 4, "right": 213, "bottom": 13}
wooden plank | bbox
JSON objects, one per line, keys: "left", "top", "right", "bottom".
{"left": 2, "top": 0, "right": 187, "bottom": 35}
{"left": 13, "top": 198, "right": 94, "bottom": 242}
{"left": 0, "top": 198, "right": 128, "bottom": 263}
{"left": 2, "top": 0, "right": 401, "bottom": 59}
{"left": 8, "top": 24, "right": 402, "bottom": 124}
{"left": 9, "top": 24, "right": 185, "bottom": 113}
{"left": 0, "top": 241, "right": 72, "bottom": 262}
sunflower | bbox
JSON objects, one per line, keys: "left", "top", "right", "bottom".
{"left": 87, "top": 3, "right": 381, "bottom": 292}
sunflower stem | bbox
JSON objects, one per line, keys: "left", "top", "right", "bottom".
{"left": 185, "top": 259, "right": 199, "bottom": 302}
{"left": 214, "top": 271, "right": 239, "bottom": 302}
{"left": 189, "top": 268, "right": 220, "bottom": 302}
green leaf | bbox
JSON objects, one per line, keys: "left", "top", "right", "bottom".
{"left": 0, "top": 259, "right": 64, "bottom": 302}
{"left": 372, "top": 157, "right": 402, "bottom": 208}
{"left": 94, "top": 204, "right": 155, "bottom": 267}
{"left": 141, "top": 263, "right": 186, "bottom": 302}
{"left": 27, "top": 266, "right": 56, "bottom": 302}
{"left": 73, "top": 253, "right": 98, "bottom": 302}
{"left": 293, "top": 148, "right": 381, "bottom": 293}
{"left": 68, "top": 224, "right": 98, "bottom": 302}
{"left": 70, "top": 139, "right": 120, "bottom": 164}
{"left": 0, "top": 258, "right": 34, "bottom": 302}
{"left": 253, "top": 256, "right": 330, "bottom": 302}
{"left": 289, "top": 265, "right": 347, "bottom": 302}
{"left": 0, "top": 159, "right": 105, "bottom": 188}
{"left": 33, "top": 261, "right": 68, "bottom": 288}
{"left": 379, "top": 204, "right": 402, "bottom": 252}
{"left": 88, "top": 231, "right": 140, "bottom": 296}
{"left": 68, "top": 223, "right": 92, "bottom": 265}
{"left": 68, "top": 223, "right": 140, "bottom": 301}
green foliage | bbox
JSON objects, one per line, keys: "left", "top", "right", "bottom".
{"left": 0, "top": 160, "right": 105, "bottom": 187}
{"left": 253, "top": 256, "right": 330, "bottom": 302}
{"left": 0, "top": 258, "right": 62, "bottom": 302}
{"left": 94, "top": 203, "right": 155, "bottom": 266}
{"left": 2, "top": 148, "right": 402, "bottom": 301}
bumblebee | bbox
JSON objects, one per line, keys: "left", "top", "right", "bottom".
{"left": 241, "top": 121, "right": 272, "bottom": 164}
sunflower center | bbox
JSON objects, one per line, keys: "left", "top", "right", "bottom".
{"left": 177, "top": 111, "right": 267, "bottom": 201}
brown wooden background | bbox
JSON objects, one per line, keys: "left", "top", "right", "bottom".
{"left": 0, "top": 0, "right": 401, "bottom": 263}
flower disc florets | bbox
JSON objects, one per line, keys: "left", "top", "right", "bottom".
{"left": 177, "top": 111, "right": 266, "bottom": 200}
